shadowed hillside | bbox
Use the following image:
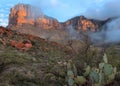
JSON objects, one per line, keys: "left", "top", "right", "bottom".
{"left": 0, "top": 26, "right": 119, "bottom": 86}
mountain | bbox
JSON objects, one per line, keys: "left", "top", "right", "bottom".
{"left": 8, "top": 3, "right": 106, "bottom": 31}
{"left": 8, "top": 3, "right": 61, "bottom": 30}
{"left": 8, "top": 3, "right": 110, "bottom": 45}
{"left": 62, "top": 16, "right": 107, "bottom": 31}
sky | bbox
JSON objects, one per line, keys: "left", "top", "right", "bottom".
{"left": 0, "top": 0, "right": 119, "bottom": 26}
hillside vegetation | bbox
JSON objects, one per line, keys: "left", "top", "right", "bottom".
{"left": 0, "top": 26, "right": 119, "bottom": 86}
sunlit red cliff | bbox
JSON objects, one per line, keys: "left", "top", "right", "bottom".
{"left": 8, "top": 3, "right": 106, "bottom": 31}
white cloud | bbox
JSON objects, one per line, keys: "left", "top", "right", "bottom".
{"left": 0, "top": 22, "right": 8, "bottom": 27}
{"left": 5, "top": 8, "right": 10, "bottom": 10}
{"left": 6, "top": 3, "right": 14, "bottom": 7}
{"left": 84, "top": 0, "right": 120, "bottom": 20}
{"left": 0, "top": 18, "right": 8, "bottom": 27}
{"left": 50, "top": 0, "right": 58, "bottom": 6}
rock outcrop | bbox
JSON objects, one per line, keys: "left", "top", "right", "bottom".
{"left": 63, "top": 16, "right": 106, "bottom": 31}
{"left": 10, "top": 40, "right": 33, "bottom": 51}
{"left": 0, "top": 26, "right": 33, "bottom": 51}
{"left": 8, "top": 3, "right": 61, "bottom": 29}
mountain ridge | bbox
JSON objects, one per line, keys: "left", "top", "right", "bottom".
{"left": 8, "top": 3, "right": 107, "bottom": 31}
{"left": 8, "top": 3, "right": 61, "bottom": 30}
{"left": 7, "top": 3, "right": 113, "bottom": 44}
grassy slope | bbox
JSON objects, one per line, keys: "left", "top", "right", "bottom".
{"left": 0, "top": 26, "right": 119, "bottom": 86}
{"left": 0, "top": 27, "right": 72, "bottom": 86}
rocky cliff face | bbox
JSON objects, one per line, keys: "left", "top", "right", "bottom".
{"left": 8, "top": 3, "right": 106, "bottom": 31}
{"left": 63, "top": 16, "right": 106, "bottom": 31}
{"left": 8, "top": 4, "right": 61, "bottom": 29}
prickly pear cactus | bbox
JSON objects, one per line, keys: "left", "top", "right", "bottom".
{"left": 103, "top": 53, "right": 108, "bottom": 63}
{"left": 100, "top": 54, "right": 117, "bottom": 85}
{"left": 90, "top": 68, "right": 99, "bottom": 83}
{"left": 74, "top": 76, "right": 86, "bottom": 85}
{"left": 66, "top": 61, "right": 87, "bottom": 86}
{"left": 99, "top": 62, "right": 105, "bottom": 69}
{"left": 67, "top": 76, "right": 74, "bottom": 86}
{"left": 103, "top": 63, "right": 113, "bottom": 76}
{"left": 66, "top": 54, "right": 117, "bottom": 86}
{"left": 83, "top": 65, "right": 91, "bottom": 77}
{"left": 67, "top": 61, "right": 72, "bottom": 70}
{"left": 98, "top": 70, "right": 104, "bottom": 86}
{"left": 113, "top": 67, "right": 117, "bottom": 74}
{"left": 67, "top": 70, "right": 74, "bottom": 78}
{"left": 106, "top": 73, "right": 115, "bottom": 84}
{"left": 67, "top": 61, "right": 74, "bottom": 86}
{"left": 73, "top": 64, "right": 77, "bottom": 77}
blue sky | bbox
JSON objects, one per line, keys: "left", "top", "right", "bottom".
{"left": 0, "top": 0, "right": 119, "bottom": 26}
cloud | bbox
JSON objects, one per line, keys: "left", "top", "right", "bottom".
{"left": 5, "top": 8, "right": 10, "bottom": 10}
{"left": 0, "top": 6, "right": 9, "bottom": 27}
{"left": 0, "top": 22, "right": 8, "bottom": 27}
{"left": 29, "top": 0, "right": 110, "bottom": 22}
{"left": 88, "top": 0, "right": 120, "bottom": 43}
{"left": 0, "top": 19, "right": 8, "bottom": 27}
{"left": 84, "top": 0, "right": 120, "bottom": 20}
{"left": 0, "top": 3, "right": 12, "bottom": 27}
{"left": 50, "top": 0, "right": 58, "bottom": 6}
{"left": 90, "top": 17, "right": 120, "bottom": 43}
{"left": 6, "top": 3, "right": 14, "bottom": 7}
